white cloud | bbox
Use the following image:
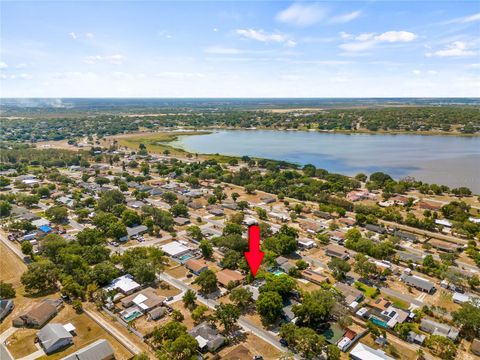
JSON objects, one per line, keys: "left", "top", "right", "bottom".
{"left": 413, "top": 69, "right": 421, "bottom": 75}
{"left": 69, "top": 32, "right": 78, "bottom": 40}
{"left": 426, "top": 41, "right": 476, "bottom": 57}
{"left": 339, "top": 30, "right": 417, "bottom": 53}
{"left": 446, "top": 12, "right": 480, "bottom": 24}
{"left": 329, "top": 10, "right": 361, "bottom": 24}
{"left": 276, "top": 3, "right": 327, "bottom": 27}
{"left": 213, "top": 28, "right": 218, "bottom": 32}
{"left": 236, "top": 29, "right": 288, "bottom": 43}
{"left": 85, "top": 32, "right": 94, "bottom": 38}
{"left": 412, "top": 69, "right": 438, "bottom": 76}
{"left": 18, "top": 73, "right": 33, "bottom": 80}
{"left": 0, "top": 61, "right": 8, "bottom": 69}
{"left": 204, "top": 46, "right": 242, "bottom": 55}
{"left": 284, "top": 40, "right": 297, "bottom": 48}
{"left": 154, "top": 72, "right": 206, "bottom": 80}
{"left": 375, "top": 31, "right": 417, "bottom": 43}
{"left": 15, "top": 63, "right": 27, "bottom": 69}
{"left": 339, "top": 32, "right": 352, "bottom": 40}
{"left": 84, "top": 54, "right": 125, "bottom": 64}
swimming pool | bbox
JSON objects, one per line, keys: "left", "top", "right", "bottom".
{"left": 122, "top": 310, "right": 142, "bottom": 322}
{"left": 272, "top": 269, "right": 284, "bottom": 276}
{"left": 370, "top": 316, "right": 389, "bottom": 328}
{"left": 178, "top": 254, "right": 194, "bottom": 263}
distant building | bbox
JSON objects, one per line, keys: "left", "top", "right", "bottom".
{"left": 37, "top": 323, "right": 73, "bottom": 354}
{"left": 301, "top": 269, "right": 329, "bottom": 285}
{"left": 120, "top": 287, "right": 165, "bottom": 312}
{"left": 365, "top": 224, "right": 386, "bottom": 234}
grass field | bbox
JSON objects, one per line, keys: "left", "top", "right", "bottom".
{"left": 355, "top": 281, "right": 380, "bottom": 299}
{"left": 0, "top": 241, "right": 26, "bottom": 287}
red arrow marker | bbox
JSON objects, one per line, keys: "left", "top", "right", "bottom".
{"left": 244, "top": 224, "right": 264, "bottom": 277}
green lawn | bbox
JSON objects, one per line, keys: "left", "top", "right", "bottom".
{"left": 355, "top": 281, "right": 380, "bottom": 299}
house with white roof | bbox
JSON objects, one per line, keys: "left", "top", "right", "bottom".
{"left": 161, "top": 241, "right": 192, "bottom": 258}
{"left": 350, "top": 343, "right": 394, "bottom": 360}
{"left": 104, "top": 274, "right": 141, "bottom": 295}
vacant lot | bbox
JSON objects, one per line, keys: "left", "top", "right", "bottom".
{"left": 6, "top": 329, "right": 38, "bottom": 358}
{"left": 219, "top": 332, "right": 282, "bottom": 360}
{"left": 0, "top": 240, "right": 26, "bottom": 287}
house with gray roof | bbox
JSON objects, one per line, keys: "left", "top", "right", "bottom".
{"left": 420, "top": 318, "right": 459, "bottom": 341}
{"left": 38, "top": 323, "right": 73, "bottom": 354}
{"left": 400, "top": 274, "right": 436, "bottom": 294}
{"left": 188, "top": 322, "right": 226, "bottom": 352}
{"left": 61, "top": 339, "right": 114, "bottom": 360}
{"left": 0, "top": 299, "right": 14, "bottom": 321}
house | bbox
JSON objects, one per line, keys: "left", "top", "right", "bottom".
{"left": 349, "top": 343, "right": 394, "bottom": 360}
{"left": 12, "top": 299, "right": 61, "bottom": 328}
{"left": 260, "top": 195, "right": 276, "bottom": 204}
{"left": 329, "top": 231, "right": 346, "bottom": 244}
{"left": 0, "top": 299, "right": 14, "bottom": 321}
{"left": 208, "top": 207, "right": 224, "bottom": 216}
{"left": 334, "top": 282, "right": 364, "bottom": 303}
{"left": 32, "top": 218, "right": 50, "bottom": 228}
{"left": 185, "top": 258, "right": 208, "bottom": 275}
{"left": 406, "top": 331, "right": 425, "bottom": 345}
{"left": 38, "top": 323, "right": 73, "bottom": 354}
{"left": 61, "top": 339, "right": 115, "bottom": 360}
{"left": 39, "top": 225, "right": 53, "bottom": 234}
{"left": 420, "top": 318, "right": 459, "bottom": 341}
{"left": 221, "top": 201, "right": 237, "bottom": 210}
{"left": 161, "top": 241, "right": 192, "bottom": 258}
{"left": 104, "top": 275, "right": 141, "bottom": 295}
{"left": 394, "top": 230, "right": 417, "bottom": 242}
{"left": 391, "top": 195, "right": 409, "bottom": 206}
{"left": 120, "top": 287, "right": 165, "bottom": 311}
{"left": 429, "top": 239, "right": 460, "bottom": 253}
{"left": 298, "top": 238, "right": 316, "bottom": 249}
{"left": 0, "top": 344, "right": 13, "bottom": 360}
{"left": 301, "top": 269, "right": 329, "bottom": 285}
{"left": 401, "top": 274, "right": 436, "bottom": 294}
{"left": 126, "top": 225, "right": 148, "bottom": 238}
{"left": 435, "top": 219, "right": 453, "bottom": 228}
{"left": 471, "top": 338, "right": 480, "bottom": 356}
{"left": 338, "top": 217, "right": 356, "bottom": 227}
{"left": 282, "top": 299, "right": 299, "bottom": 322}
{"left": 188, "top": 201, "right": 203, "bottom": 210}
{"left": 148, "top": 307, "right": 167, "bottom": 321}
{"left": 396, "top": 251, "right": 423, "bottom": 264}
{"left": 216, "top": 269, "right": 245, "bottom": 288}
{"left": 313, "top": 210, "right": 332, "bottom": 219}
{"left": 325, "top": 244, "right": 349, "bottom": 260}
{"left": 243, "top": 285, "right": 260, "bottom": 301}
{"left": 174, "top": 217, "right": 190, "bottom": 226}
{"left": 365, "top": 224, "right": 386, "bottom": 234}
{"left": 299, "top": 220, "right": 324, "bottom": 234}
{"left": 275, "top": 256, "right": 289, "bottom": 266}
{"left": 418, "top": 201, "right": 442, "bottom": 211}
{"left": 126, "top": 200, "right": 146, "bottom": 209}
{"left": 269, "top": 211, "right": 289, "bottom": 222}
{"left": 188, "top": 322, "right": 226, "bottom": 352}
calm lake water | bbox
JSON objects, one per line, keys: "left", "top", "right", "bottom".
{"left": 171, "top": 130, "right": 480, "bottom": 193}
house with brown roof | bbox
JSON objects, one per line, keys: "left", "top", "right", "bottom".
{"left": 13, "top": 299, "right": 62, "bottom": 328}
{"left": 185, "top": 259, "right": 208, "bottom": 275}
{"left": 216, "top": 269, "right": 245, "bottom": 288}
{"left": 418, "top": 201, "right": 442, "bottom": 211}
{"left": 325, "top": 244, "right": 350, "bottom": 260}
{"left": 334, "top": 282, "right": 364, "bottom": 303}
{"left": 471, "top": 338, "right": 480, "bottom": 356}
{"left": 338, "top": 218, "right": 356, "bottom": 227}
{"left": 301, "top": 269, "right": 329, "bottom": 285}
{"left": 120, "top": 287, "right": 165, "bottom": 311}
{"left": 429, "top": 239, "right": 460, "bottom": 253}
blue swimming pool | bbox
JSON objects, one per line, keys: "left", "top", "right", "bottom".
{"left": 123, "top": 310, "right": 142, "bottom": 322}
{"left": 178, "top": 254, "right": 194, "bottom": 263}
{"left": 370, "top": 316, "right": 389, "bottom": 328}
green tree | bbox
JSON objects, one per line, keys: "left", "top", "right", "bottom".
{"left": 0, "top": 281, "right": 16, "bottom": 298}
{"left": 199, "top": 239, "right": 213, "bottom": 258}
{"left": 293, "top": 289, "right": 336, "bottom": 329}
{"left": 170, "top": 203, "right": 189, "bottom": 218}
{"left": 231, "top": 192, "right": 240, "bottom": 202}
{"left": 45, "top": 205, "right": 69, "bottom": 223}
{"left": 229, "top": 287, "right": 253, "bottom": 310}
{"left": 21, "top": 241, "right": 33, "bottom": 256}
{"left": 21, "top": 260, "right": 58, "bottom": 294}
{"left": 215, "top": 303, "right": 240, "bottom": 333}
{"left": 328, "top": 258, "right": 351, "bottom": 281}
{"left": 121, "top": 209, "right": 141, "bottom": 227}
{"left": 193, "top": 269, "right": 217, "bottom": 294}
{"left": 186, "top": 226, "right": 203, "bottom": 241}
{"left": 425, "top": 335, "right": 457, "bottom": 359}
{"left": 97, "top": 189, "right": 125, "bottom": 212}
{"left": 256, "top": 291, "right": 283, "bottom": 324}
{"left": 0, "top": 200, "right": 12, "bottom": 217}
{"left": 182, "top": 289, "right": 197, "bottom": 310}
{"left": 191, "top": 305, "right": 208, "bottom": 323}
{"left": 452, "top": 298, "right": 480, "bottom": 338}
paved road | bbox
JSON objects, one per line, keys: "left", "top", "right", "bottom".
{"left": 158, "top": 272, "right": 288, "bottom": 355}
{"left": 0, "top": 231, "right": 25, "bottom": 260}
{"left": 84, "top": 309, "right": 141, "bottom": 355}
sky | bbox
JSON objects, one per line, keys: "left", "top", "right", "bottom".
{"left": 1, "top": 1, "right": 479, "bottom": 98}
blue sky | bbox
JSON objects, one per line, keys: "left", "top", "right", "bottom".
{"left": 1, "top": 1, "right": 479, "bottom": 97}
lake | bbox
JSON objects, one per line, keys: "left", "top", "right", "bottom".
{"left": 171, "top": 130, "right": 480, "bottom": 193}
